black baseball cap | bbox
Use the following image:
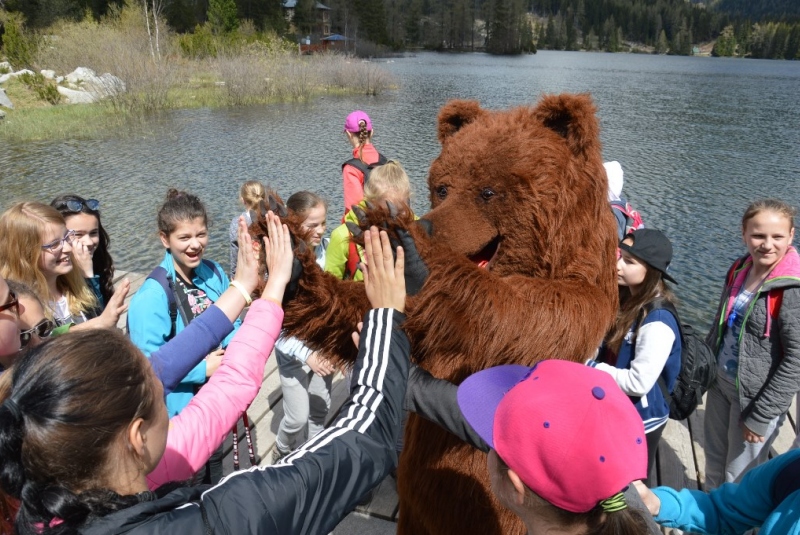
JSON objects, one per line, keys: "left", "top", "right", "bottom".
{"left": 619, "top": 228, "right": 677, "bottom": 284}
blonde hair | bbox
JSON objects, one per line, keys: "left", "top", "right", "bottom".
{"left": 742, "top": 199, "right": 796, "bottom": 233}
{"left": 0, "top": 202, "right": 97, "bottom": 319}
{"left": 240, "top": 181, "right": 267, "bottom": 211}
{"left": 363, "top": 161, "right": 412, "bottom": 205}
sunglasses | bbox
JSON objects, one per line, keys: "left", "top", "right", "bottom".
{"left": 41, "top": 229, "right": 76, "bottom": 253}
{"left": 19, "top": 318, "right": 56, "bottom": 349}
{"left": 0, "top": 290, "right": 19, "bottom": 317}
{"left": 54, "top": 199, "right": 100, "bottom": 213}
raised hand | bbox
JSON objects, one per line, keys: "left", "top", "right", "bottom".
{"left": 72, "top": 240, "right": 95, "bottom": 278}
{"left": 233, "top": 216, "right": 259, "bottom": 297}
{"left": 346, "top": 204, "right": 430, "bottom": 296}
{"left": 361, "top": 227, "right": 405, "bottom": 312}
{"left": 261, "top": 212, "right": 295, "bottom": 304}
{"left": 80, "top": 278, "right": 129, "bottom": 331}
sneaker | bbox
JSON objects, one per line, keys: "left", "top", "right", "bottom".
{"left": 271, "top": 445, "right": 290, "bottom": 464}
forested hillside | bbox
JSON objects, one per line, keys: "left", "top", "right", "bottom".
{"left": 2, "top": 0, "right": 799, "bottom": 57}
{"left": 713, "top": 0, "right": 800, "bottom": 22}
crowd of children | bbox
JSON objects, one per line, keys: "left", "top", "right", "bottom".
{"left": 0, "top": 108, "right": 798, "bottom": 535}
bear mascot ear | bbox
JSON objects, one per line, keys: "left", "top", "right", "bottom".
{"left": 531, "top": 93, "right": 600, "bottom": 163}
{"left": 437, "top": 100, "right": 486, "bottom": 144}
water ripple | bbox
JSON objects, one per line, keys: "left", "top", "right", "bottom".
{"left": 2, "top": 51, "right": 799, "bottom": 330}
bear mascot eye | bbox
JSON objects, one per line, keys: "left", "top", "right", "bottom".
{"left": 435, "top": 185, "right": 448, "bottom": 200}
{"left": 480, "top": 188, "right": 496, "bottom": 201}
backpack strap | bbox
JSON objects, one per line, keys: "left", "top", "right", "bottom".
{"left": 342, "top": 153, "right": 388, "bottom": 187}
{"left": 725, "top": 255, "right": 750, "bottom": 288}
{"left": 202, "top": 258, "right": 222, "bottom": 281}
{"left": 147, "top": 266, "right": 178, "bottom": 341}
{"left": 345, "top": 239, "right": 361, "bottom": 280}
{"left": 342, "top": 158, "right": 371, "bottom": 181}
{"left": 769, "top": 288, "right": 784, "bottom": 320}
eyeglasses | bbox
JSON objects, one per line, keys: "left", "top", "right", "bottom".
{"left": 54, "top": 199, "right": 100, "bottom": 213}
{"left": 0, "top": 290, "right": 20, "bottom": 317}
{"left": 41, "top": 229, "right": 76, "bottom": 253}
{"left": 19, "top": 318, "right": 56, "bottom": 348}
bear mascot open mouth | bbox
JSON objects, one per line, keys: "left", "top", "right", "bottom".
{"left": 250, "top": 93, "right": 619, "bottom": 535}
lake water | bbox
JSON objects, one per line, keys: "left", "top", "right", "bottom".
{"left": 2, "top": 50, "right": 799, "bottom": 328}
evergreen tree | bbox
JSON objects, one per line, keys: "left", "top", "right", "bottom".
{"left": 208, "top": 0, "right": 238, "bottom": 32}
{"left": 584, "top": 27, "right": 598, "bottom": 50}
{"left": 786, "top": 25, "right": 800, "bottom": 59}
{"left": 712, "top": 24, "right": 736, "bottom": 56}
{"left": 353, "top": 0, "right": 390, "bottom": 44}
{"left": 655, "top": 28, "right": 668, "bottom": 53}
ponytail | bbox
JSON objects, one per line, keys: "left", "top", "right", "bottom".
{"left": 585, "top": 503, "right": 651, "bottom": 535}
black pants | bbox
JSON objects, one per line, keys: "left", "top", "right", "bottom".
{"left": 196, "top": 443, "right": 225, "bottom": 485}
{"left": 644, "top": 424, "right": 665, "bottom": 487}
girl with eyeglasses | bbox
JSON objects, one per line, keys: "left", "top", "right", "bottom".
{"left": 0, "top": 202, "right": 129, "bottom": 331}
{"left": 50, "top": 195, "right": 115, "bottom": 310}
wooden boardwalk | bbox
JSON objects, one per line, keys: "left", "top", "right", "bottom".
{"left": 115, "top": 271, "right": 798, "bottom": 533}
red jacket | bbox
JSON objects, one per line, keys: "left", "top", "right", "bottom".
{"left": 342, "top": 143, "right": 381, "bottom": 217}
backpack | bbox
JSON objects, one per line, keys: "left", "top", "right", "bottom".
{"left": 127, "top": 260, "right": 221, "bottom": 339}
{"left": 610, "top": 199, "right": 645, "bottom": 239}
{"left": 646, "top": 300, "right": 717, "bottom": 421}
{"left": 342, "top": 153, "right": 388, "bottom": 191}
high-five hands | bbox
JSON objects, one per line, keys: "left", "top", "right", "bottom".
{"left": 361, "top": 226, "right": 405, "bottom": 313}
{"left": 261, "top": 212, "right": 294, "bottom": 303}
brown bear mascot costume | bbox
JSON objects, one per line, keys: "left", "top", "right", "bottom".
{"left": 251, "top": 93, "right": 619, "bottom": 535}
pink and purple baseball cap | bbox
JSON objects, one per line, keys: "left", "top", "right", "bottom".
{"left": 457, "top": 359, "right": 647, "bottom": 513}
{"left": 344, "top": 110, "right": 372, "bottom": 133}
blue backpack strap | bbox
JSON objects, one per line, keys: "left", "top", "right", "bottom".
{"left": 147, "top": 266, "right": 178, "bottom": 341}
{"left": 202, "top": 259, "right": 222, "bottom": 281}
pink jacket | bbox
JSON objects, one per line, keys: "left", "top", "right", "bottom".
{"left": 147, "top": 299, "right": 283, "bottom": 489}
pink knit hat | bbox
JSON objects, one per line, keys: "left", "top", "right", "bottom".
{"left": 344, "top": 110, "right": 372, "bottom": 133}
{"left": 457, "top": 360, "right": 647, "bottom": 513}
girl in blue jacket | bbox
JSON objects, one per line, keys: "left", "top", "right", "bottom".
{"left": 588, "top": 228, "right": 682, "bottom": 486}
{"left": 128, "top": 189, "right": 241, "bottom": 484}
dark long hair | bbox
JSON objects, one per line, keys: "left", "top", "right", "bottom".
{"left": 0, "top": 330, "right": 159, "bottom": 534}
{"left": 605, "top": 268, "right": 676, "bottom": 356}
{"left": 50, "top": 195, "right": 115, "bottom": 306}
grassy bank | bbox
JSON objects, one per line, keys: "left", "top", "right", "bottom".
{"left": 0, "top": 8, "right": 395, "bottom": 143}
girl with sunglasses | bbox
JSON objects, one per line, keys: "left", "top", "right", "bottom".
{"left": 0, "top": 275, "right": 21, "bottom": 371}
{"left": 0, "top": 202, "right": 129, "bottom": 331}
{"left": 5, "top": 281, "right": 54, "bottom": 353}
{"left": 50, "top": 195, "right": 115, "bottom": 310}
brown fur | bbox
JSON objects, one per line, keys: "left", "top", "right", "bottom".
{"left": 255, "top": 94, "right": 619, "bottom": 534}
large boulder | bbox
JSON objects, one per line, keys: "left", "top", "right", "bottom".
{"left": 57, "top": 86, "right": 97, "bottom": 104}
{"left": 64, "top": 67, "right": 126, "bottom": 99}
{"left": 0, "top": 88, "right": 13, "bottom": 109}
{"left": 0, "top": 69, "right": 35, "bottom": 85}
